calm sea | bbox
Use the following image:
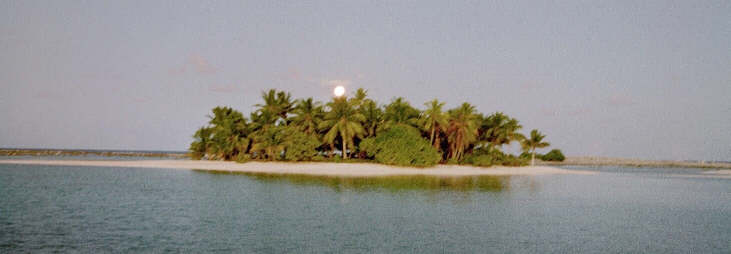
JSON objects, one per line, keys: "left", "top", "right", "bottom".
{"left": 0, "top": 161, "right": 729, "bottom": 253}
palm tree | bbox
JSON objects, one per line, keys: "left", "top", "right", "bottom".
{"left": 255, "top": 89, "right": 294, "bottom": 125}
{"left": 250, "top": 126, "right": 290, "bottom": 160}
{"left": 480, "top": 112, "right": 523, "bottom": 149}
{"left": 319, "top": 97, "right": 365, "bottom": 159}
{"left": 351, "top": 88, "right": 368, "bottom": 107}
{"left": 190, "top": 126, "right": 214, "bottom": 159}
{"left": 275, "top": 90, "right": 294, "bottom": 121}
{"left": 382, "top": 97, "right": 420, "bottom": 130}
{"left": 419, "top": 99, "right": 448, "bottom": 149}
{"left": 359, "top": 100, "right": 382, "bottom": 138}
{"left": 291, "top": 98, "right": 323, "bottom": 135}
{"left": 349, "top": 88, "right": 382, "bottom": 138}
{"left": 521, "top": 129, "right": 550, "bottom": 166}
{"left": 206, "top": 107, "right": 249, "bottom": 160}
{"left": 249, "top": 110, "right": 278, "bottom": 132}
{"left": 446, "top": 103, "right": 479, "bottom": 161}
{"left": 208, "top": 106, "right": 247, "bottom": 131}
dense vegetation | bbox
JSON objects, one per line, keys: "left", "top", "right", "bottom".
{"left": 521, "top": 149, "right": 566, "bottom": 162}
{"left": 190, "top": 88, "right": 558, "bottom": 167}
{"left": 360, "top": 126, "right": 441, "bottom": 167}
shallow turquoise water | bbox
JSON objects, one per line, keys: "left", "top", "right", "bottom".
{"left": 0, "top": 163, "right": 729, "bottom": 253}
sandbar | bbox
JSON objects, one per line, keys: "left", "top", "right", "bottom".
{"left": 0, "top": 159, "right": 595, "bottom": 177}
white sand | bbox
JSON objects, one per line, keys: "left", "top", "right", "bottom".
{"left": 0, "top": 159, "right": 595, "bottom": 177}
{"left": 702, "top": 169, "right": 731, "bottom": 175}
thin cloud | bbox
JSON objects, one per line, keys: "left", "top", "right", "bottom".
{"left": 322, "top": 79, "right": 352, "bottom": 88}
{"left": 519, "top": 81, "right": 541, "bottom": 90}
{"left": 566, "top": 107, "right": 592, "bottom": 117}
{"left": 189, "top": 54, "right": 216, "bottom": 74}
{"left": 208, "top": 84, "right": 239, "bottom": 93}
{"left": 605, "top": 93, "right": 636, "bottom": 107}
{"left": 278, "top": 68, "right": 302, "bottom": 80}
{"left": 275, "top": 68, "right": 359, "bottom": 89}
{"left": 168, "top": 54, "right": 217, "bottom": 75}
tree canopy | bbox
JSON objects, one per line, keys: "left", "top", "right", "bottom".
{"left": 190, "top": 88, "right": 558, "bottom": 167}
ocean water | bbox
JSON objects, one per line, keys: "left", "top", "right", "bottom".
{"left": 0, "top": 162, "right": 729, "bottom": 253}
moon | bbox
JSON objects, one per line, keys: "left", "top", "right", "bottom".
{"left": 333, "top": 86, "right": 345, "bottom": 97}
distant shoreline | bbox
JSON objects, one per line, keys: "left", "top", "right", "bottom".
{"left": 0, "top": 148, "right": 187, "bottom": 158}
{"left": 1, "top": 149, "right": 729, "bottom": 170}
{"left": 0, "top": 159, "right": 595, "bottom": 177}
{"left": 538, "top": 156, "right": 731, "bottom": 169}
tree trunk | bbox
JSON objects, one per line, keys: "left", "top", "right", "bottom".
{"left": 342, "top": 136, "right": 347, "bottom": 159}
{"left": 448, "top": 144, "right": 454, "bottom": 160}
{"left": 456, "top": 134, "right": 463, "bottom": 160}
{"left": 531, "top": 148, "right": 535, "bottom": 166}
{"left": 433, "top": 134, "right": 440, "bottom": 149}
{"left": 430, "top": 127, "right": 435, "bottom": 146}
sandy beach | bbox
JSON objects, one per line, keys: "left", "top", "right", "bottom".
{"left": 0, "top": 159, "right": 595, "bottom": 177}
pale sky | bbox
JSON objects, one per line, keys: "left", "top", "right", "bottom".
{"left": 1, "top": 0, "right": 729, "bottom": 161}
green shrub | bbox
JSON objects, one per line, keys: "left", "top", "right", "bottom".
{"left": 541, "top": 149, "right": 565, "bottom": 161}
{"left": 463, "top": 147, "right": 528, "bottom": 167}
{"left": 310, "top": 155, "right": 327, "bottom": 162}
{"left": 466, "top": 155, "right": 493, "bottom": 167}
{"left": 283, "top": 129, "right": 322, "bottom": 161}
{"left": 359, "top": 126, "right": 441, "bottom": 167}
{"left": 330, "top": 156, "right": 343, "bottom": 163}
{"left": 501, "top": 155, "right": 528, "bottom": 166}
{"left": 358, "top": 138, "right": 376, "bottom": 159}
{"left": 446, "top": 158, "right": 460, "bottom": 165}
{"left": 235, "top": 153, "right": 250, "bottom": 163}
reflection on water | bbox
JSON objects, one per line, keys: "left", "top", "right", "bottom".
{"left": 195, "top": 170, "right": 510, "bottom": 192}
{"left": 3, "top": 164, "right": 729, "bottom": 253}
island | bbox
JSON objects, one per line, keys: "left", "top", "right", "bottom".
{"left": 188, "top": 88, "right": 563, "bottom": 169}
